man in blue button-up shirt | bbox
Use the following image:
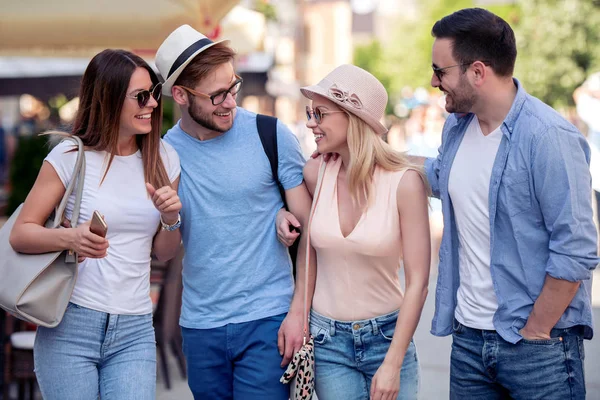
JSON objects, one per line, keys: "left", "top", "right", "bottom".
{"left": 416, "top": 8, "right": 598, "bottom": 399}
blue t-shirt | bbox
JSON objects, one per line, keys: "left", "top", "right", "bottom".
{"left": 164, "top": 108, "right": 305, "bottom": 329}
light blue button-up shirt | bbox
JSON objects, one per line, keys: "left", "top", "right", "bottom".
{"left": 425, "top": 79, "right": 599, "bottom": 343}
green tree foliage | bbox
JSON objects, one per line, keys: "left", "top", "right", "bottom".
{"left": 254, "top": 0, "right": 278, "bottom": 22}
{"left": 514, "top": 0, "right": 600, "bottom": 107}
{"left": 7, "top": 134, "right": 50, "bottom": 215}
{"left": 387, "top": 0, "right": 476, "bottom": 92}
{"left": 354, "top": 40, "right": 395, "bottom": 114}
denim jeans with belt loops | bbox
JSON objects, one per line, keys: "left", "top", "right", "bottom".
{"left": 34, "top": 302, "right": 156, "bottom": 400}
{"left": 310, "top": 309, "right": 420, "bottom": 400}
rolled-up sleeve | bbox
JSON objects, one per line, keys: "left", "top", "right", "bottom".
{"left": 532, "top": 128, "right": 599, "bottom": 281}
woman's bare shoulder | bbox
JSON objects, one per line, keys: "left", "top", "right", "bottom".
{"left": 396, "top": 168, "right": 428, "bottom": 202}
{"left": 303, "top": 156, "right": 322, "bottom": 195}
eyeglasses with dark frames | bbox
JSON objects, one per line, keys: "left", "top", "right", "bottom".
{"left": 126, "top": 83, "right": 162, "bottom": 108}
{"left": 306, "top": 106, "right": 346, "bottom": 124}
{"left": 178, "top": 75, "right": 243, "bottom": 106}
{"left": 432, "top": 63, "right": 472, "bottom": 81}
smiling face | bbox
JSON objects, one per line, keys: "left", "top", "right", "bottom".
{"left": 186, "top": 62, "right": 238, "bottom": 134}
{"left": 119, "top": 67, "right": 159, "bottom": 138}
{"left": 306, "top": 95, "right": 349, "bottom": 155}
{"left": 431, "top": 38, "right": 477, "bottom": 114}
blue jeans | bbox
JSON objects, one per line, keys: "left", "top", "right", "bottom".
{"left": 450, "top": 319, "right": 586, "bottom": 400}
{"left": 34, "top": 302, "right": 156, "bottom": 400}
{"left": 181, "top": 313, "right": 289, "bottom": 400}
{"left": 310, "top": 309, "right": 420, "bottom": 400}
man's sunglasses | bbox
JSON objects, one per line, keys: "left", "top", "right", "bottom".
{"left": 126, "top": 83, "right": 162, "bottom": 108}
{"left": 431, "top": 63, "right": 471, "bottom": 81}
{"left": 178, "top": 75, "right": 243, "bottom": 106}
{"left": 306, "top": 106, "right": 346, "bottom": 124}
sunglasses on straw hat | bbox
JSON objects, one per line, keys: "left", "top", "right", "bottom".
{"left": 126, "top": 83, "right": 162, "bottom": 108}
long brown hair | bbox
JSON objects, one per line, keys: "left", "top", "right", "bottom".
{"left": 72, "top": 49, "right": 169, "bottom": 188}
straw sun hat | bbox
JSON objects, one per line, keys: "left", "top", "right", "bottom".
{"left": 300, "top": 64, "right": 388, "bottom": 135}
{"left": 155, "top": 24, "right": 228, "bottom": 96}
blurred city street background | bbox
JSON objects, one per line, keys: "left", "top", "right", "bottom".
{"left": 1, "top": 0, "right": 600, "bottom": 399}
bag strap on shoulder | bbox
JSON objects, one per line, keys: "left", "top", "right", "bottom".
{"left": 303, "top": 159, "right": 327, "bottom": 339}
{"left": 40, "top": 132, "right": 86, "bottom": 263}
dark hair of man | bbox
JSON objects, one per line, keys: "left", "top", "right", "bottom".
{"left": 431, "top": 8, "right": 517, "bottom": 77}
{"left": 72, "top": 49, "right": 169, "bottom": 187}
{"left": 174, "top": 42, "right": 237, "bottom": 89}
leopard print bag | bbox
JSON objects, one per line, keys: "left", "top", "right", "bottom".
{"left": 280, "top": 336, "right": 315, "bottom": 399}
{"left": 279, "top": 159, "right": 326, "bottom": 400}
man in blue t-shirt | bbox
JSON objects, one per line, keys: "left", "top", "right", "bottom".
{"left": 155, "top": 25, "right": 313, "bottom": 399}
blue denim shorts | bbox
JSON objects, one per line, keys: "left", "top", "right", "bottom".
{"left": 34, "top": 302, "right": 156, "bottom": 400}
{"left": 310, "top": 309, "right": 420, "bottom": 400}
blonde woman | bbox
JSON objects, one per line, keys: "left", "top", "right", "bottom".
{"left": 279, "top": 64, "right": 430, "bottom": 400}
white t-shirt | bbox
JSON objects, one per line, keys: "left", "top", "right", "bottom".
{"left": 448, "top": 116, "right": 502, "bottom": 330}
{"left": 45, "top": 139, "right": 180, "bottom": 315}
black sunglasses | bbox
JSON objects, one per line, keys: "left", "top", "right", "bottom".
{"left": 306, "top": 106, "right": 346, "bottom": 124}
{"left": 432, "top": 63, "right": 471, "bottom": 81}
{"left": 127, "top": 83, "right": 162, "bottom": 108}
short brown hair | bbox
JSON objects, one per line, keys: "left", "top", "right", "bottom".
{"left": 174, "top": 42, "right": 236, "bottom": 88}
{"left": 432, "top": 8, "right": 516, "bottom": 77}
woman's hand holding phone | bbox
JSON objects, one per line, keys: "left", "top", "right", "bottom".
{"left": 62, "top": 213, "right": 109, "bottom": 260}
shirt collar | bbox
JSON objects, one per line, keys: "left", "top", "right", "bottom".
{"left": 502, "top": 78, "right": 526, "bottom": 135}
{"left": 452, "top": 77, "right": 526, "bottom": 136}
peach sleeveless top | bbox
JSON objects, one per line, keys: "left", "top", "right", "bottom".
{"left": 310, "top": 157, "right": 408, "bottom": 321}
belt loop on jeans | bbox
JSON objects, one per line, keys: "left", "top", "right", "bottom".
{"left": 370, "top": 318, "right": 379, "bottom": 335}
{"left": 329, "top": 319, "right": 336, "bottom": 336}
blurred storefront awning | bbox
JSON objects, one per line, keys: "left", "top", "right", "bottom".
{"left": 219, "top": 6, "right": 266, "bottom": 55}
{"left": 0, "top": 2, "right": 273, "bottom": 100}
{"left": 0, "top": 0, "right": 240, "bottom": 57}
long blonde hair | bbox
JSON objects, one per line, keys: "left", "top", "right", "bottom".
{"left": 345, "top": 114, "right": 429, "bottom": 207}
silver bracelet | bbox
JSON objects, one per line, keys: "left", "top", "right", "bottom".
{"left": 160, "top": 214, "right": 181, "bottom": 231}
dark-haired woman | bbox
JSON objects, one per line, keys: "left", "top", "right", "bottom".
{"left": 9, "top": 49, "right": 182, "bottom": 400}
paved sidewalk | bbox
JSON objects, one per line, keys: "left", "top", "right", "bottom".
{"left": 157, "top": 269, "right": 600, "bottom": 400}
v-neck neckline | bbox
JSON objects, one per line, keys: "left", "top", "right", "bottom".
{"left": 333, "top": 159, "right": 366, "bottom": 239}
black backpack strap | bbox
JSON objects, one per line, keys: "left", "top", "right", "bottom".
{"left": 256, "top": 114, "right": 287, "bottom": 209}
{"left": 256, "top": 113, "right": 298, "bottom": 273}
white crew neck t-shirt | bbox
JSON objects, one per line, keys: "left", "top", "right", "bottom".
{"left": 45, "top": 139, "right": 180, "bottom": 315}
{"left": 448, "top": 116, "right": 503, "bottom": 330}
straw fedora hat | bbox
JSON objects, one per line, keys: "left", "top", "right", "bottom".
{"left": 155, "top": 25, "right": 228, "bottom": 96}
{"left": 300, "top": 64, "right": 388, "bottom": 135}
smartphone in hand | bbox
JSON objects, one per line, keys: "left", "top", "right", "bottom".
{"left": 90, "top": 210, "right": 108, "bottom": 237}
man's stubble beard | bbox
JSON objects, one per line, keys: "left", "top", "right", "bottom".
{"left": 443, "top": 74, "right": 477, "bottom": 114}
{"left": 188, "top": 97, "right": 231, "bottom": 133}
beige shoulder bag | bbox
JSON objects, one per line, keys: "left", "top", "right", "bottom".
{"left": 0, "top": 133, "right": 85, "bottom": 327}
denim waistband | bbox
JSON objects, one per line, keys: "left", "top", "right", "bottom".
{"left": 310, "top": 309, "right": 400, "bottom": 336}
{"left": 453, "top": 318, "right": 586, "bottom": 340}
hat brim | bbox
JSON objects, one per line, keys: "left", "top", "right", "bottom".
{"left": 301, "top": 85, "right": 388, "bottom": 135}
{"left": 161, "top": 39, "right": 229, "bottom": 96}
